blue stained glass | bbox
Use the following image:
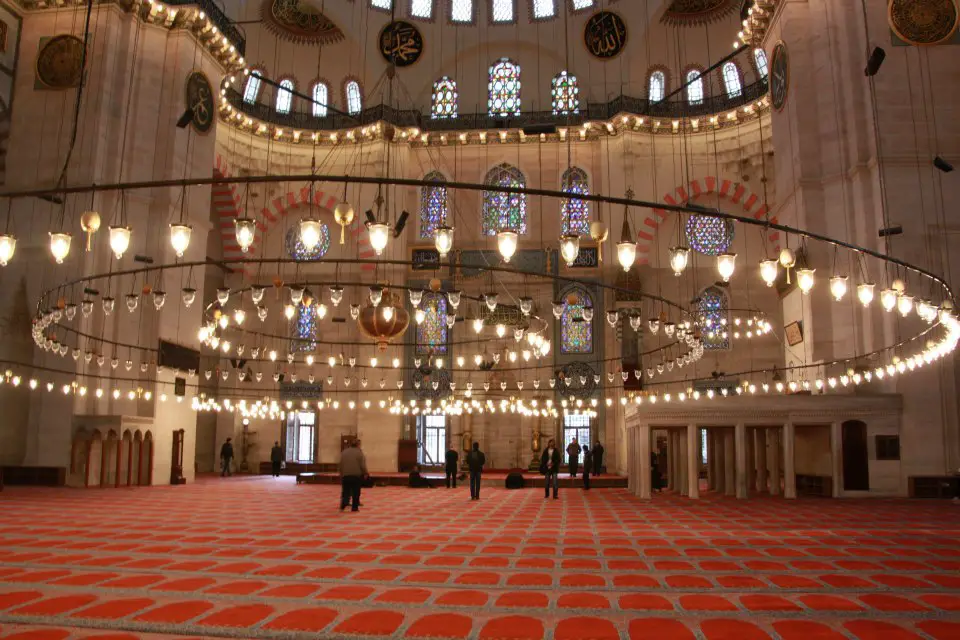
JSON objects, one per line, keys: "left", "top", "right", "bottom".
{"left": 685, "top": 215, "right": 734, "bottom": 256}
{"left": 420, "top": 172, "right": 447, "bottom": 239}
{"left": 285, "top": 225, "right": 331, "bottom": 261}
{"left": 488, "top": 58, "right": 521, "bottom": 117}
{"left": 291, "top": 304, "right": 317, "bottom": 353}
{"left": 482, "top": 164, "right": 527, "bottom": 235}
{"left": 561, "top": 167, "right": 590, "bottom": 235}
{"left": 699, "top": 287, "right": 729, "bottom": 350}
{"left": 432, "top": 77, "right": 458, "bottom": 119}
{"left": 551, "top": 71, "right": 579, "bottom": 115}
{"left": 417, "top": 293, "right": 448, "bottom": 355}
{"left": 560, "top": 288, "right": 592, "bottom": 354}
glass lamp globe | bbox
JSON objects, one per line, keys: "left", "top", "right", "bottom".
{"left": 857, "top": 282, "right": 875, "bottom": 307}
{"left": 795, "top": 268, "right": 816, "bottom": 294}
{"left": 49, "top": 232, "right": 72, "bottom": 264}
{"left": 289, "top": 286, "right": 305, "bottom": 305}
{"left": 152, "top": 291, "right": 166, "bottom": 310}
{"left": 409, "top": 289, "right": 423, "bottom": 307}
{"left": 759, "top": 258, "right": 778, "bottom": 287}
{"left": 606, "top": 310, "right": 619, "bottom": 327}
{"left": 582, "top": 306, "right": 595, "bottom": 322}
{"left": 485, "top": 293, "right": 498, "bottom": 312}
{"left": 552, "top": 301, "right": 564, "bottom": 319}
{"left": 333, "top": 202, "right": 355, "bottom": 243}
{"left": 447, "top": 290, "right": 462, "bottom": 309}
{"left": 717, "top": 253, "right": 737, "bottom": 282}
{"left": 616, "top": 240, "right": 636, "bottom": 272}
{"left": 779, "top": 247, "right": 796, "bottom": 269}
{"left": 415, "top": 308, "right": 426, "bottom": 325}
{"left": 284, "top": 304, "right": 296, "bottom": 320}
{"left": 892, "top": 278, "right": 906, "bottom": 294}
{"left": 434, "top": 226, "right": 454, "bottom": 258}
{"left": 559, "top": 234, "right": 580, "bottom": 266}
{"left": 329, "top": 286, "right": 344, "bottom": 307}
{"left": 382, "top": 305, "right": 395, "bottom": 322}
{"left": 0, "top": 234, "right": 16, "bottom": 266}
{"left": 897, "top": 294, "right": 914, "bottom": 317}
{"left": 496, "top": 323, "right": 506, "bottom": 338}
{"left": 497, "top": 230, "right": 518, "bottom": 262}
{"left": 880, "top": 288, "right": 898, "bottom": 312}
{"left": 316, "top": 303, "right": 328, "bottom": 319}
{"left": 108, "top": 226, "right": 132, "bottom": 260}
{"left": 519, "top": 296, "right": 533, "bottom": 316}
{"left": 234, "top": 218, "right": 256, "bottom": 253}
{"left": 829, "top": 275, "right": 848, "bottom": 301}
{"left": 369, "top": 286, "right": 383, "bottom": 306}
{"left": 367, "top": 222, "right": 390, "bottom": 256}
{"left": 299, "top": 218, "right": 322, "bottom": 250}
{"left": 181, "top": 287, "right": 197, "bottom": 308}
{"left": 472, "top": 317, "right": 484, "bottom": 333}
{"left": 169, "top": 224, "right": 192, "bottom": 258}
{"left": 668, "top": 246, "right": 690, "bottom": 276}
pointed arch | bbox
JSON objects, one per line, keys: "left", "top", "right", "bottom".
{"left": 648, "top": 69, "right": 666, "bottom": 103}
{"left": 721, "top": 61, "right": 743, "bottom": 97}
{"left": 344, "top": 79, "right": 363, "bottom": 115}
{"left": 482, "top": 163, "right": 527, "bottom": 235}
{"left": 419, "top": 171, "right": 448, "bottom": 238}
{"left": 431, "top": 77, "right": 458, "bottom": 119}
{"left": 698, "top": 286, "right": 729, "bottom": 350}
{"left": 275, "top": 78, "right": 295, "bottom": 114}
{"left": 560, "top": 285, "right": 593, "bottom": 354}
{"left": 551, "top": 70, "right": 579, "bottom": 115}
{"left": 560, "top": 167, "right": 590, "bottom": 235}
{"left": 416, "top": 292, "right": 448, "bottom": 354}
{"left": 488, "top": 58, "right": 521, "bottom": 116}
{"left": 243, "top": 70, "right": 264, "bottom": 104}
{"left": 753, "top": 48, "right": 769, "bottom": 80}
{"left": 311, "top": 81, "right": 330, "bottom": 117}
{"left": 685, "top": 68, "right": 704, "bottom": 105}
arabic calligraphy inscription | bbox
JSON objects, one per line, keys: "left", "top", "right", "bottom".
{"left": 584, "top": 11, "right": 627, "bottom": 60}
{"left": 379, "top": 20, "right": 424, "bottom": 67}
{"left": 185, "top": 71, "right": 214, "bottom": 134}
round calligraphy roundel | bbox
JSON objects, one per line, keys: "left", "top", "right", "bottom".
{"left": 379, "top": 20, "right": 424, "bottom": 67}
{"left": 584, "top": 11, "right": 627, "bottom": 60}
{"left": 37, "top": 35, "right": 84, "bottom": 88}
{"left": 184, "top": 71, "right": 214, "bottom": 134}
{"left": 770, "top": 42, "right": 789, "bottom": 112}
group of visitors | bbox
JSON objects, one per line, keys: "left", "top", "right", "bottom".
{"left": 539, "top": 437, "right": 604, "bottom": 497}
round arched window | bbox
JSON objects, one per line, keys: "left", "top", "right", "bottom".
{"left": 685, "top": 215, "right": 735, "bottom": 256}
{"left": 285, "top": 224, "right": 331, "bottom": 261}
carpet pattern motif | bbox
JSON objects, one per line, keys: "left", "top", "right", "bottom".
{"left": 0, "top": 477, "right": 959, "bottom": 640}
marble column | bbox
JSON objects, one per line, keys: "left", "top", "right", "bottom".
{"left": 714, "top": 431, "right": 725, "bottom": 494}
{"left": 666, "top": 431, "right": 675, "bottom": 491}
{"left": 830, "top": 421, "right": 842, "bottom": 497}
{"left": 723, "top": 429, "right": 736, "bottom": 497}
{"left": 756, "top": 428, "right": 768, "bottom": 493}
{"left": 706, "top": 430, "right": 715, "bottom": 491}
{"left": 784, "top": 422, "right": 797, "bottom": 499}
{"left": 679, "top": 429, "right": 689, "bottom": 496}
{"left": 745, "top": 427, "right": 755, "bottom": 492}
{"left": 768, "top": 428, "right": 781, "bottom": 496}
{"left": 687, "top": 424, "right": 699, "bottom": 499}
{"left": 627, "top": 427, "right": 635, "bottom": 494}
{"left": 639, "top": 423, "right": 651, "bottom": 499}
{"left": 735, "top": 422, "right": 748, "bottom": 499}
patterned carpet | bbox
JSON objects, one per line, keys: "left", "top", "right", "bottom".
{"left": 0, "top": 476, "right": 959, "bottom": 640}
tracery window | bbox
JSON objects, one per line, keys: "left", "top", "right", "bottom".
{"left": 560, "top": 167, "right": 590, "bottom": 235}
{"left": 451, "top": 0, "right": 472, "bottom": 22}
{"left": 533, "top": 0, "right": 555, "bottom": 18}
{"left": 286, "top": 225, "right": 331, "bottom": 261}
{"left": 551, "top": 70, "right": 580, "bottom": 115}
{"left": 648, "top": 70, "right": 665, "bottom": 103}
{"left": 488, "top": 58, "right": 521, "bottom": 116}
{"left": 754, "top": 48, "right": 769, "bottom": 79}
{"left": 420, "top": 172, "right": 448, "bottom": 238}
{"left": 698, "top": 286, "right": 729, "bottom": 350}
{"left": 722, "top": 62, "right": 743, "bottom": 97}
{"left": 685, "top": 69, "right": 704, "bottom": 105}
{"left": 571, "top": 0, "right": 594, "bottom": 9}
{"left": 431, "top": 77, "right": 458, "bottom": 119}
{"left": 345, "top": 80, "right": 363, "bottom": 115}
{"left": 243, "top": 70, "right": 263, "bottom": 104}
{"left": 491, "top": 0, "right": 513, "bottom": 21}
{"left": 482, "top": 163, "right": 527, "bottom": 235}
{"left": 275, "top": 79, "right": 294, "bottom": 114}
{"left": 685, "top": 215, "right": 734, "bottom": 256}
{"left": 291, "top": 304, "right": 318, "bottom": 353}
{"left": 370, "top": 0, "right": 392, "bottom": 9}
{"left": 417, "top": 292, "right": 448, "bottom": 354}
{"left": 312, "top": 82, "right": 329, "bottom": 117}
{"left": 411, "top": 0, "right": 432, "bottom": 17}
{"left": 560, "top": 287, "right": 593, "bottom": 354}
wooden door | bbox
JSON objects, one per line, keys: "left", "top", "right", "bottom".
{"left": 841, "top": 421, "right": 869, "bottom": 491}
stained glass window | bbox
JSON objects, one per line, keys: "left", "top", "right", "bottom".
{"left": 285, "top": 225, "right": 331, "bottom": 261}
{"left": 451, "top": 0, "right": 472, "bottom": 22}
{"left": 685, "top": 215, "right": 735, "bottom": 256}
{"left": 370, "top": 0, "right": 392, "bottom": 8}
{"left": 722, "top": 62, "right": 742, "bottom": 97}
{"left": 345, "top": 80, "right": 362, "bottom": 115}
{"left": 420, "top": 172, "right": 447, "bottom": 238}
{"left": 417, "top": 293, "right": 448, "bottom": 354}
{"left": 698, "top": 287, "right": 729, "bottom": 350}
{"left": 551, "top": 71, "right": 579, "bottom": 115}
{"left": 754, "top": 48, "right": 769, "bottom": 79}
{"left": 560, "top": 167, "right": 590, "bottom": 235}
{"left": 649, "top": 70, "right": 665, "bottom": 103}
{"left": 243, "top": 70, "right": 262, "bottom": 104}
{"left": 291, "top": 304, "right": 318, "bottom": 353}
{"left": 411, "top": 0, "right": 432, "bottom": 17}
{"left": 488, "top": 58, "right": 521, "bottom": 116}
{"left": 491, "top": 0, "right": 513, "bottom": 22}
{"left": 312, "top": 82, "right": 328, "bottom": 117}
{"left": 482, "top": 163, "right": 527, "bottom": 235}
{"left": 561, "top": 288, "right": 592, "bottom": 354}
{"left": 533, "top": 0, "right": 555, "bottom": 18}
{"left": 686, "top": 70, "right": 703, "bottom": 105}
{"left": 571, "top": 0, "right": 593, "bottom": 9}
{"left": 432, "top": 77, "right": 457, "bottom": 119}
{"left": 276, "top": 79, "right": 294, "bottom": 114}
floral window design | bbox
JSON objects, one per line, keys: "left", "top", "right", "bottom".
{"left": 686, "top": 69, "right": 704, "bottom": 105}
{"left": 722, "top": 62, "right": 743, "bottom": 97}
{"left": 551, "top": 70, "right": 579, "bottom": 115}
{"left": 276, "top": 79, "right": 294, "bottom": 114}
{"left": 243, "top": 71, "right": 263, "bottom": 104}
{"left": 698, "top": 286, "right": 729, "bottom": 350}
{"left": 648, "top": 70, "right": 665, "bottom": 103}
{"left": 754, "top": 49, "right": 769, "bottom": 79}
{"left": 561, "top": 288, "right": 592, "bottom": 354}
{"left": 432, "top": 77, "right": 458, "bottom": 119}
{"left": 488, "top": 58, "right": 521, "bottom": 116}
{"left": 312, "top": 82, "right": 328, "bottom": 117}
{"left": 685, "top": 215, "right": 735, "bottom": 256}
{"left": 285, "top": 225, "right": 331, "bottom": 261}
{"left": 420, "top": 172, "right": 448, "bottom": 239}
{"left": 345, "top": 80, "right": 362, "bottom": 115}
{"left": 291, "top": 304, "right": 318, "bottom": 353}
{"left": 560, "top": 167, "right": 590, "bottom": 235}
{"left": 417, "top": 293, "right": 448, "bottom": 354}
{"left": 482, "top": 163, "right": 527, "bottom": 235}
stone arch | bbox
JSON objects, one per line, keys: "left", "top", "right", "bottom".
{"left": 635, "top": 176, "right": 781, "bottom": 265}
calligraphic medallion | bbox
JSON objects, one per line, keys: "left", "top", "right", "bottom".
{"left": 36, "top": 35, "right": 84, "bottom": 88}
{"left": 184, "top": 71, "right": 214, "bottom": 134}
{"left": 888, "top": 0, "right": 958, "bottom": 45}
{"left": 770, "top": 42, "right": 789, "bottom": 112}
{"left": 584, "top": 11, "right": 627, "bottom": 60}
{"left": 260, "top": 0, "right": 345, "bottom": 46}
{"left": 379, "top": 20, "right": 423, "bottom": 67}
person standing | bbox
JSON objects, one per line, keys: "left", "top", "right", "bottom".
{"left": 592, "top": 442, "right": 604, "bottom": 476}
{"left": 582, "top": 445, "right": 592, "bottom": 490}
{"left": 339, "top": 439, "right": 368, "bottom": 511}
{"left": 566, "top": 438, "right": 582, "bottom": 478}
{"left": 540, "top": 439, "right": 562, "bottom": 499}
{"left": 219, "top": 438, "right": 234, "bottom": 477}
{"left": 445, "top": 447, "right": 459, "bottom": 488}
{"left": 466, "top": 442, "right": 486, "bottom": 500}
{"left": 270, "top": 441, "right": 283, "bottom": 477}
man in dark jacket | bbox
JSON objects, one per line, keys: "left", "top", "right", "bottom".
{"left": 582, "top": 445, "right": 592, "bottom": 490}
{"left": 270, "top": 441, "right": 283, "bottom": 477}
{"left": 220, "top": 438, "right": 234, "bottom": 477}
{"left": 339, "top": 440, "right": 368, "bottom": 511}
{"left": 592, "top": 442, "right": 604, "bottom": 476}
{"left": 540, "top": 439, "right": 562, "bottom": 499}
{"left": 466, "top": 442, "right": 486, "bottom": 500}
{"left": 445, "top": 447, "right": 459, "bottom": 488}
{"left": 566, "top": 438, "right": 582, "bottom": 478}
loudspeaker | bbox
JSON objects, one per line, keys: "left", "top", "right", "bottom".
{"left": 934, "top": 156, "right": 954, "bottom": 173}
{"left": 864, "top": 47, "right": 885, "bottom": 76}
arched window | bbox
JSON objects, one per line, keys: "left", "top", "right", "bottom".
{"left": 243, "top": 70, "right": 263, "bottom": 104}
{"left": 345, "top": 80, "right": 363, "bottom": 115}
{"left": 492, "top": 0, "right": 513, "bottom": 21}
{"left": 488, "top": 58, "right": 521, "bottom": 116}
{"left": 571, "top": 0, "right": 593, "bottom": 8}
{"left": 482, "top": 163, "right": 527, "bottom": 235}
{"left": 275, "top": 79, "right": 294, "bottom": 114}
{"left": 417, "top": 292, "right": 448, "bottom": 354}
{"left": 754, "top": 48, "right": 769, "bottom": 80}
{"left": 648, "top": 70, "right": 665, "bottom": 103}
{"left": 685, "top": 215, "right": 735, "bottom": 256}
{"left": 560, "top": 167, "right": 590, "bottom": 235}
{"left": 370, "top": 0, "right": 392, "bottom": 8}
{"left": 451, "top": 0, "right": 472, "bottom": 22}
{"left": 431, "top": 77, "right": 458, "bottom": 119}
{"left": 722, "top": 62, "right": 742, "bottom": 97}
{"left": 698, "top": 286, "right": 729, "bottom": 350}
{"left": 411, "top": 0, "right": 432, "bottom": 18}
{"left": 551, "top": 71, "right": 579, "bottom": 115}
{"left": 312, "top": 82, "right": 329, "bottom": 117}
{"left": 533, "top": 0, "right": 556, "bottom": 18}
{"left": 420, "top": 172, "right": 448, "bottom": 238}
{"left": 286, "top": 226, "right": 331, "bottom": 261}
{"left": 291, "top": 303, "right": 318, "bottom": 353}
{"left": 685, "top": 69, "right": 704, "bottom": 105}
{"left": 560, "top": 287, "right": 593, "bottom": 354}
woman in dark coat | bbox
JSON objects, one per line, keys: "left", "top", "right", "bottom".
{"left": 582, "top": 446, "right": 592, "bottom": 490}
{"left": 539, "top": 439, "right": 563, "bottom": 499}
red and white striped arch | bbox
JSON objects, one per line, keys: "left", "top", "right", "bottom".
{"left": 636, "top": 176, "right": 781, "bottom": 265}
{"left": 213, "top": 153, "right": 374, "bottom": 270}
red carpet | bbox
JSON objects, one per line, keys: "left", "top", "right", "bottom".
{"left": 0, "top": 477, "right": 959, "bottom": 639}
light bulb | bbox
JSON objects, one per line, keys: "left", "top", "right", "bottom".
{"left": 409, "top": 289, "right": 423, "bottom": 307}
{"left": 759, "top": 258, "right": 778, "bottom": 286}
{"left": 880, "top": 288, "right": 898, "bottom": 312}
{"left": 796, "top": 268, "right": 815, "bottom": 294}
{"left": 485, "top": 293, "right": 498, "bottom": 312}
{"left": 382, "top": 305, "right": 394, "bottom": 322}
{"left": 717, "top": 253, "right": 737, "bottom": 282}
{"left": 779, "top": 247, "right": 796, "bottom": 269}
{"left": 472, "top": 318, "right": 484, "bottom": 333}
{"left": 367, "top": 221, "right": 390, "bottom": 255}
{"left": 49, "top": 232, "right": 72, "bottom": 264}
{"left": 415, "top": 308, "right": 426, "bottom": 324}
{"left": 169, "top": 224, "right": 192, "bottom": 258}
{"left": 559, "top": 234, "right": 580, "bottom": 266}
{"left": 447, "top": 290, "right": 462, "bottom": 309}
{"left": 616, "top": 240, "right": 636, "bottom": 272}
{"left": 284, "top": 304, "right": 296, "bottom": 320}
{"left": 316, "top": 303, "right": 328, "bottom": 319}
{"left": 669, "top": 246, "right": 690, "bottom": 276}
{"left": 289, "top": 286, "right": 304, "bottom": 305}
{"left": 299, "top": 218, "right": 322, "bottom": 250}
{"left": 857, "top": 282, "right": 875, "bottom": 307}
{"left": 496, "top": 323, "right": 506, "bottom": 338}
{"left": 234, "top": 218, "right": 256, "bottom": 253}
{"left": 434, "top": 225, "right": 454, "bottom": 258}
{"left": 497, "top": 230, "right": 518, "bottom": 263}
{"left": 369, "top": 286, "right": 383, "bottom": 307}
{"left": 108, "top": 226, "right": 131, "bottom": 259}
{"left": 829, "top": 275, "right": 848, "bottom": 301}
{"left": 892, "top": 278, "right": 905, "bottom": 294}
{"left": 897, "top": 294, "right": 914, "bottom": 317}
{"left": 233, "top": 309, "right": 246, "bottom": 325}
{"left": 0, "top": 234, "right": 15, "bottom": 266}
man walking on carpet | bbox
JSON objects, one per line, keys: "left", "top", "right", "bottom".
{"left": 339, "top": 439, "right": 368, "bottom": 512}
{"left": 592, "top": 441, "right": 604, "bottom": 475}
{"left": 541, "top": 439, "right": 562, "bottom": 499}
{"left": 445, "top": 446, "right": 459, "bottom": 488}
{"left": 270, "top": 441, "right": 283, "bottom": 477}
{"left": 219, "top": 438, "right": 234, "bottom": 477}
{"left": 466, "top": 442, "right": 486, "bottom": 500}
{"left": 566, "top": 437, "right": 582, "bottom": 478}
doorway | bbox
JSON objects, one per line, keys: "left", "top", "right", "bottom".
{"left": 171, "top": 429, "right": 185, "bottom": 484}
{"left": 841, "top": 420, "right": 869, "bottom": 491}
{"left": 563, "top": 414, "right": 591, "bottom": 463}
